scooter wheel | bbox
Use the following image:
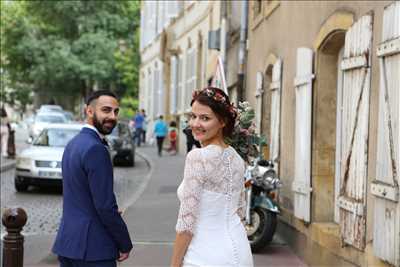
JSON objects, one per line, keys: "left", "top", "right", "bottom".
{"left": 246, "top": 207, "right": 277, "bottom": 253}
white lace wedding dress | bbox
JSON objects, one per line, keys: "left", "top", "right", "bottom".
{"left": 176, "top": 145, "right": 253, "bottom": 267}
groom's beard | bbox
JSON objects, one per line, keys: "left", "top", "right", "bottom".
{"left": 93, "top": 112, "right": 117, "bottom": 135}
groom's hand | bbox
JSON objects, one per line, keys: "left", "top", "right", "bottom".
{"left": 118, "top": 251, "right": 130, "bottom": 262}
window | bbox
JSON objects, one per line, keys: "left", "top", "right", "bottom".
{"left": 34, "top": 129, "right": 80, "bottom": 147}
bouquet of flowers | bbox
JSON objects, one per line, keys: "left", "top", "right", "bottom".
{"left": 225, "top": 101, "right": 267, "bottom": 163}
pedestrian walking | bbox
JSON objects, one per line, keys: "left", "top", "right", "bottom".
{"left": 52, "top": 90, "right": 133, "bottom": 267}
{"left": 153, "top": 115, "right": 168, "bottom": 157}
{"left": 132, "top": 110, "right": 144, "bottom": 146}
{"left": 0, "top": 107, "right": 9, "bottom": 157}
{"left": 167, "top": 121, "right": 178, "bottom": 155}
{"left": 182, "top": 124, "right": 201, "bottom": 153}
{"left": 141, "top": 109, "right": 147, "bottom": 144}
{"left": 7, "top": 122, "right": 16, "bottom": 158}
{"left": 171, "top": 87, "right": 253, "bottom": 267}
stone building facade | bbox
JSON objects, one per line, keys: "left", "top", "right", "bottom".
{"left": 139, "top": 1, "right": 399, "bottom": 266}
{"left": 245, "top": 1, "right": 399, "bottom": 266}
{"left": 139, "top": 0, "right": 222, "bottom": 153}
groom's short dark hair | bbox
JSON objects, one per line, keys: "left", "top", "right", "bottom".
{"left": 85, "top": 90, "right": 118, "bottom": 105}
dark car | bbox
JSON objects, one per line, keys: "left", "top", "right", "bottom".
{"left": 107, "top": 122, "right": 135, "bottom": 166}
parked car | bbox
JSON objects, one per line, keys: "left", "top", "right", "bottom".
{"left": 22, "top": 115, "right": 35, "bottom": 130}
{"left": 62, "top": 111, "right": 75, "bottom": 122}
{"left": 38, "top": 105, "right": 63, "bottom": 113}
{"left": 107, "top": 122, "right": 135, "bottom": 166}
{"left": 29, "top": 112, "right": 68, "bottom": 138}
{"left": 15, "top": 123, "right": 83, "bottom": 191}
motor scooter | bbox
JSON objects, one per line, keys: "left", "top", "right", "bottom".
{"left": 244, "top": 158, "right": 282, "bottom": 252}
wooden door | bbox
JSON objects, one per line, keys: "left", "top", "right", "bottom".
{"left": 338, "top": 13, "right": 373, "bottom": 251}
{"left": 292, "top": 48, "right": 314, "bottom": 223}
{"left": 371, "top": 2, "right": 400, "bottom": 266}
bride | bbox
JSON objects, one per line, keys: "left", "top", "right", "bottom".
{"left": 171, "top": 87, "right": 253, "bottom": 267}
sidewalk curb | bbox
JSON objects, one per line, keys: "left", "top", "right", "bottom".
{"left": 120, "top": 149, "right": 154, "bottom": 212}
{"left": 0, "top": 160, "right": 16, "bottom": 173}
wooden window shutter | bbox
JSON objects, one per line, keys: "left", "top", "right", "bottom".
{"left": 152, "top": 67, "right": 159, "bottom": 118}
{"left": 177, "top": 55, "right": 183, "bottom": 113}
{"left": 170, "top": 56, "right": 178, "bottom": 114}
{"left": 192, "top": 48, "right": 197, "bottom": 92}
{"left": 292, "top": 48, "right": 314, "bottom": 223}
{"left": 372, "top": 2, "right": 400, "bottom": 265}
{"left": 185, "top": 49, "right": 193, "bottom": 111}
{"left": 157, "top": 2, "right": 164, "bottom": 34}
{"left": 167, "top": 1, "right": 178, "bottom": 20}
{"left": 338, "top": 13, "right": 373, "bottom": 251}
{"left": 270, "top": 59, "right": 282, "bottom": 172}
{"left": 255, "top": 71, "right": 263, "bottom": 135}
{"left": 158, "top": 62, "right": 164, "bottom": 116}
{"left": 147, "top": 71, "right": 152, "bottom": 118}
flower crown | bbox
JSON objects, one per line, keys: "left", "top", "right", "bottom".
{"left": 192, "top": 87, "right": 237, "bottom": 117}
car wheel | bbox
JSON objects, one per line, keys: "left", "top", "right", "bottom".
{"left": 126, "top": 151, "right": 135, "bottom": 167}
{"left": 15, "top": 177, "right": 28, "bottom": 192}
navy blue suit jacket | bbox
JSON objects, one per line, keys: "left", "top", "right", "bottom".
{"left": 53, "top": 127, "right": 133, "bottom": 261}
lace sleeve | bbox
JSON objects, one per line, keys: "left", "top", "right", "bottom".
{"left": 237, "top": 160, "right": 246, "bottom": 221}
{"left": 237, "top": 187, "right": 246, "bottom": 220}
{"left": 176, "top": 149, "right": 206, "bottom": 234}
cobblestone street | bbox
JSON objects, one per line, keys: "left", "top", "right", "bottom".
{"left": 0, "top": 155, "right": 150, "bottom": 236}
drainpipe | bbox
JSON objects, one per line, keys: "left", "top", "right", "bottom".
{"left": 237, "top": 0, "right": 248, "bottom": 102}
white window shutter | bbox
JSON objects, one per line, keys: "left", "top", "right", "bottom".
{"left": 202, "top": 38, "right": 208, "bottom": 87}
{"left": 338, "top": 13, "right": 373, "bottom": 251}
{"left": 292, "top": 48, "right": 314, "bottom": 223}
{"left": 185, "top": 49, "right": 193, "bottom": 110}
{"left": 150, "top": 1, "right": 157, "bottom": 42}
{"left": 157, "top": 1, "right": 164, "bottom": 34}
{"left": 147, "top": 71, "right": 152, "bottom": 118}
{"left": 334, "top": 46, "right": 344, "bottom": 224}
{"left": 255, "top": 72, "right": 263, "bottom": 135}
{"left": 372, "top": 2, "right": 400, "bottom": 265}
{"left": 159, "top": 62, "right": 164, "bottom": 116}
{"left": 152, "top": 67, "right": 159, "bottom": 118}
{"left": 170, "top": 56, "right": 178, "bottom": 114}
{"left": 177, "top": 55, "right": 183, "bottom": 113}
{"left": 192, "top": 48, "right": 198, "bottom": 91}
{"left": 270, "top": 59, "right": 282, "bottom": 171}
{"left": 167, "top": 1, "right": 179, "bottom": 19}
{"left": 140, "top": 7, "right": 145, "bottom": 49}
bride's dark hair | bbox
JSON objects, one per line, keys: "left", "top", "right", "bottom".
{"left": 191, "top": 87, "right": 237, "bottom": 138}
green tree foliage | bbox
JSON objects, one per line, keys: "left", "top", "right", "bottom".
{"left": 1, "top": 0, "right": 140, "bottom": 111}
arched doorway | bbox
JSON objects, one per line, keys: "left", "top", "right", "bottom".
{"left": 312, "top": 30, "right": 346, "bottom": 223}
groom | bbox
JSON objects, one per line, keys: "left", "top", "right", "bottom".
{"left": 53, "top": 90, "right": 133, "bottom": 267}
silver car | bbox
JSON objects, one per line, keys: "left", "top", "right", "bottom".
{"left": 15, "top": 123, "right": 83, "bottom": 192}
{"left": 38, "top": 104, "right": 63, "bottom": 113}
{"left": 29, "top": 112, "right": 69, "bottom": 138}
